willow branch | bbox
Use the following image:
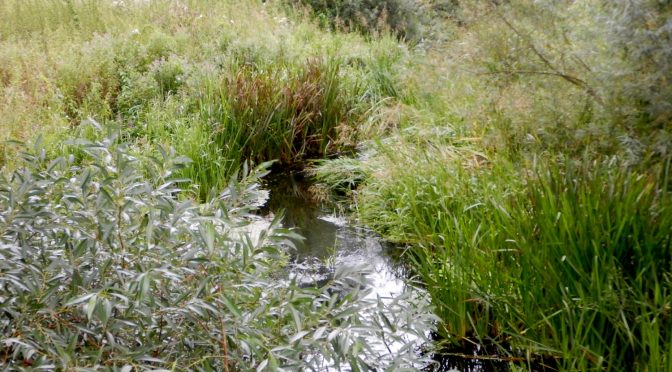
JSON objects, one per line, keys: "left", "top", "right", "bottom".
{"left": 495, "top": 11, "right": 603, "bottom": 104}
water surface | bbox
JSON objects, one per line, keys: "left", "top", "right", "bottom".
{"left": 263, "top": 172, "right": 534, "bottom": 371}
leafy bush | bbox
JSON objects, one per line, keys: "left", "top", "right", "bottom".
{"left": 116, "top": 70, "right": 161, "bottom": 120}
{"left": 150, "top": 55, "right": 187, "bottom": 96}
{"left": 601, "top": 0, "right": 672, "bottom": 150}
{"left": 0, "top": 135, "right": 434, "bottom": 369}
{"left": 55, "top": 34, "right": 122, "bottom": 123}
{"left": 291, "top": 0, "right": 426, "bottom": 41}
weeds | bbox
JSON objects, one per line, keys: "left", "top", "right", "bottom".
{"left": 288, "top": 0, "right": 429, "bottom": 42}
{"left": 354, "top": 134, "right": 672, "bottom": 369}
{"left": 3, "top": 0, "right": 672, "bottom": 370}
{"left": 0, "top": 0, "right": 401, "bottom": 196}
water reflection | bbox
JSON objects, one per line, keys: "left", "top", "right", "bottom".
{"left": 263, "top": 172, "right": 406, "bottom": 292}
{"left": 262, "top": 172, "right": 541, "bottom": 372}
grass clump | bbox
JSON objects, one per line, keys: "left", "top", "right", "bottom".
{"left": 356, "top": 143, "right": 672, "bottom": 369}
{"left": 209, "top": 57, "right": 354, "bottom": 166}
{"left": 172, "top": 56, "right": 364, "bottom": 200}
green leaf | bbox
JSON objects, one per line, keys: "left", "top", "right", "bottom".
{"left": 220, "top": 295, "right": 242, "bottom": 318}
{"left": 289, "top": 330, "right": 310, "bottom": 344}
{"left": 86, "top": 294, "right": 98, "bottom": 321}
{"left": 312, "top": 326, "right": 327, "bottom": 341}
{"left": 256, "top": 359, "right": 268, "bottom": 372}
{"left": 290, "top": 305, "right": 302, "bottom": 331}
{"left": 65, "top": 293, "right": 96, "bottom": 307}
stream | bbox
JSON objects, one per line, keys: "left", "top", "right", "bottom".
{"left": 262, "top": 172, "right": 518, "bottom": 372}
{"left": 263, "top": 173, "right": 408, "bottom": 297}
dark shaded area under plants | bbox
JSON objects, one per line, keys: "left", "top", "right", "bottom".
{"left": 287, "top": 0, "right": 428, "bottom": 42}
{"left": 423, "top": 334, "right": 560, "bottom": 372}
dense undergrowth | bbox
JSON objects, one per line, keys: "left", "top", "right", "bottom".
{"left": 1, "top": 0, "right": 672, "bottom": 370}
{"left": 0, "top": 0, "right": 437, "bottom": 369}
{"left": 0, "top": 135, "right": 433, "bottom": 369}
{"left": 0, "top": 0, "right": 404, "bottom": 198}
{"left": 314, "top": 1, "right": 672, "bottom": 370}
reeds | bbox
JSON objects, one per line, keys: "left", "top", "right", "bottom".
{"left": 357, "top": 143, "right": 672, "bottom": 369}
{"left": 175, "top": 57, "right": 361, "bottom": 199}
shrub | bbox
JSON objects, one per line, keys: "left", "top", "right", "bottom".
{"left": 150, "top": 55, "right": 187, "bottom": 96}
{"left": 0, "top": 135, "right": 434, "bottom": 369}
{"left": 603, "top": 1, "right": 672, "bottom": 123}
{"left": 55, "top": 35, "right": 122, "bottom": 123}
{"left": 116, "top": 70, "right": 161, "bottom": 120}
{"left": 290, "top": 0, "right": 427, "bottom": 42}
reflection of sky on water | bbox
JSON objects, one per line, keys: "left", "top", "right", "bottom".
{"left": 263, "top": 174, "right": 523, "bottom": 371}
{"left": 263, "top": 173, "right": 436, "bottom": 369}
{"left": 285, "top": 210, "right": 407, "bottom": 300}
{"left": 284, "top": 211, "right": 430, "bottom": 367}
{"left": 264, "top": 175, "right": 433, "bottom": 370}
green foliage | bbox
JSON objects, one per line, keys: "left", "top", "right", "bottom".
{"left": 151, "top": 55, "right": 187, "bottom": 96}
{"left": 356, "top": 131, "right": 672, "bottom": 369}
{"left": 116, "top": 69, "right": 160, "bottom": 120}
{"left": 0, "top": 0, "right": 114, "bottom": 37}
{"left": 310, "top": 156, "right": 369, "bottom": 195}
{"left": 508, "top": 160, "right": 672, "bottom": 369}
{"left": 220, "top": 58, "right": 353, "bottom": 165}
{"left": 601, "top": 0, "right": 672, "bottom": 131}
{"left": 290, "top": 0, "right": 427, "bottom": 42}
{"left": 0, "top": 136, "right": 434, "bottom": 369}
{"left": 341, "top": 2, "right": 672, "bottom": 362}
{"left": 0, "top": 0, "right": 401, "bottom": 197}
{"left": 442, "top": 1, "right": 672, "bottom": 162}
{"left": 173, "top": 57, "right": 364, "bottom": 200}
{"left": 4, "top": 0, "right": 672, "bottom": 370}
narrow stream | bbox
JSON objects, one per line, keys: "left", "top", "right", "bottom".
{"left": 263, "top": 173, "right": 408, "bottom": 297}
{"left": 262, "top": 172, "right": 519, "bottom": 371}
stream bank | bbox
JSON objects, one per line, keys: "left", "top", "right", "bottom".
{"left": 262, "top": 172, "right": 519, "bottom": 371}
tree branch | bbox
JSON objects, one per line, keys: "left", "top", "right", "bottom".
{"left": 495, "top": 10, "right": 603, "bottom": 104}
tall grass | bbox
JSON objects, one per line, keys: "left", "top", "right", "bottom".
{"left": 515, "top": 160, "right": 672, "bottom": 369}
{"left": 354, "top": 137, "right": 672, "bottom": 369}
{"left": 0, "top": 0, "right": 404, "bottom": 198}
{"left": 212, "top": 58, "right": 353, "bottom": 165}
{"left": 305, "top": 1, "right": 672, "bottom": 370}
{"left": 170, "top": 56, "right": 363, "bottom": 199}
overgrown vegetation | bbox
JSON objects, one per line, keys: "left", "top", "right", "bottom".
{"left": 288, "top": 0, "right": 428, "bottom": 42}
{"left": 313, "top": 0, "right": 672, "bottom": 370}
{"left": 2, "top": 0, "right": 671, "bottom": 370}
{"left": 0, "top": 134, "right": 433, "bottom": 369}
{"left": 0, "top": 0, "right": 400, "bottom": 198}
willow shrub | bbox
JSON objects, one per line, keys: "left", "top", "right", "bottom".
{"left": 0, "top": 135, "right": 433, "bottom": 370}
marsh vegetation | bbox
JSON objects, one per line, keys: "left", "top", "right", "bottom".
{"left": 1, "top": 0, "right": 671, "bottom": 370}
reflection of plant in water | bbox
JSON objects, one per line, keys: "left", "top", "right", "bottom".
{"left": 322, "top": 240, "right": 339, "bottom": 271}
